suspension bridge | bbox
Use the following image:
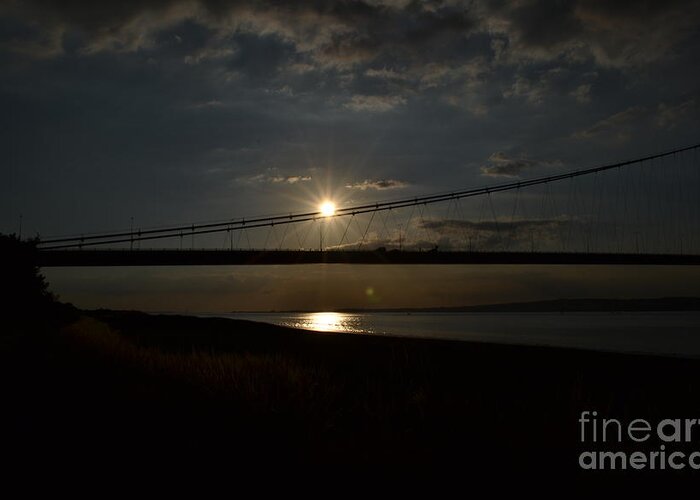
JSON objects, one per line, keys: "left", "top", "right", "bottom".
{"left": 36, "top": 143, "right": 700, "bottom": 267}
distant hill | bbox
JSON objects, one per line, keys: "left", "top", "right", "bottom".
{"left": 330, "top": 297, "right": 700, "bottom": 313}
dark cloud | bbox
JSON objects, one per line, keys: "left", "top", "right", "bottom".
{"left": 242, "top": 173, "right": 313, "bottom": 184}
{"left": 494, "top": 0, "right": 584, "bottom": 51}
{"left": 569, "top": 83, "right": 591, "bottom": 103}
{"left": 656, "top": 98, "right": 699, "bottom": 129}
{"left": 420, "top": 217, "right": 567, "bottom": 233}
{"left": 344, "top": 94, "right": 406, "bottom": 112}
{"left": 573, "top": 105, "right": 647, "bottom": 141}
{"left": 483, "top": 0, "right": 700, "bottom": 67}
{"left": 345, "top": 179, "right": 409, "bottom": 190}
{"left": 268, "top": 175, "right": 312, "bottom": 184}
{"left": 3, "top": 1, "right": 698, "bottom": 117}
{"left": 0, "top": 0, "right": 476, "bottom": 67}
{"left": 3, "top": 1, "right": 698, "bottom": 71}
{"left": 326, "top": 216, "right": 574, "bottom": 253}
{"left": 417, "top": 217, "right": 572, "bottom": 251}
{"left": 187, "top": 99, "right": 225, "bottom": 109}
{"left": 480, "top": 152, "right": 560, "bottom": 177}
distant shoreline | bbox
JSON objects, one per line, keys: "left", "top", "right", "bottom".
{"left": 228, "top": 297, "right": 700, "bottom": 314}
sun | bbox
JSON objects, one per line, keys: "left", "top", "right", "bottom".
{"left": 320, "top": 201, "right": 336, "bottom": 217}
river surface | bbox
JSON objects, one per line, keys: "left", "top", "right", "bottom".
{"left": 191, "top": 311, "right": 700, "bottom": 358}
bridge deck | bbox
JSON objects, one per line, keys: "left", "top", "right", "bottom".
{"left": 37, "top": 249, "right": 700, "bottom": 267}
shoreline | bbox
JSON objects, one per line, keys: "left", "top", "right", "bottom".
{"left": 150, "top": 308, "right": 700, "bottom": 360}
{"left": 5, "top": 307, "right": 700, "bottom": 479}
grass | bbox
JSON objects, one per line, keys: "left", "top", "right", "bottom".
{"left": 4, "top": 308, "right": 700, "bottom": 481}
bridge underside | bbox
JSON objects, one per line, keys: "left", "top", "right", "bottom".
{"left": 37, "top": 249, "right": 700, "bottom": 267}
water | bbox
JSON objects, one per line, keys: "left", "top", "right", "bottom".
{"left": 194, "top": 311, "right": 700, "bottom": 358}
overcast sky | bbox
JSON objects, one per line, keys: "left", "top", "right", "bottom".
{"left": 3, "top": 1, "right": 700, "bottom": 310}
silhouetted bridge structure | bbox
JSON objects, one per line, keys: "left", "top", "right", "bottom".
{"left": 37, "top": 249, "right": 700, "bottom": 267}
{"left": 36, "top": 143, "right": 700, "bottom": 267}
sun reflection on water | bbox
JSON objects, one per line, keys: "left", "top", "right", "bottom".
{"left": 291, "top": 312, "right": 367, "bottom": 334}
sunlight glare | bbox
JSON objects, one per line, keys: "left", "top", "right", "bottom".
{"left": 309, "top": 312, "right": 343, "bottom": 331}
{"left": 296, "top": 312, "right": 366, "bottom": 334}
{"left": 320, "top": 201, "right": 336, "bottom": 217}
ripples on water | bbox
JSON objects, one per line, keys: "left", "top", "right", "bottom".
{"left": 284, "top": 312, "right": 370, "bottom": 334}
{"left": 198, "top": 311, "right": 700, "bottom": 358}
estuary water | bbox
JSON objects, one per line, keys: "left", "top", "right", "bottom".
{"left": 196, "top": 311, "right": 700, "bottom": 358}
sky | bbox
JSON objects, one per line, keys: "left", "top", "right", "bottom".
{"left": 3, "top": 1, "right": 700, "bottom": 311}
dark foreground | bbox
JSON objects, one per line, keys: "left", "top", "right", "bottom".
{"left": 3, "top": 309, "right": 700, "bottom": 483}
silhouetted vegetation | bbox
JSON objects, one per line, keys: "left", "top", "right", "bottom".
{"left": 1, "top": 233, "right": 76, "bottom": 331}
{"left": 1, "top": 234, "right": 52, "bottom": 312}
